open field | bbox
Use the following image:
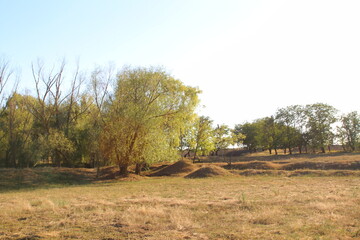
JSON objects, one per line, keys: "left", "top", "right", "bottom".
{"left": 1, "top": 152, "right": 360, "bottom": 239}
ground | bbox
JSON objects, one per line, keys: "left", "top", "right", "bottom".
{"left": 1, "top": 152, "right": 360, "bottom": 239}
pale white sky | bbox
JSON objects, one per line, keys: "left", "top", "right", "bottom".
{"left": 168, "top": 1, "right": 360, "bottom": 126}
{"left": 1, "top": 0, "right": 359, "bottom": 127}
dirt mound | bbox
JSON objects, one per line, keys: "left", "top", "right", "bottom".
{"left": 282, "top": 161, "right": 360, "bottom": 170}
{"left": 235, "top": 169, "right": 286, "bottom": 176}
{"left": 98, "top": 166, "right": 119, "bottom": 180}
{"left": 185, "top": 165, "right": 232, "bottom": 178}
{"left": 150, "top": 160, "right": 198, "bottom": 176}
{"left": 224, "top": 161, "right": 279, "bottom": 170}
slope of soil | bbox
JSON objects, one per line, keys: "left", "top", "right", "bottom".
{"left": 185, "top": 165, "right": 232, "bottom": 178}
{"left": 150, "top": 160, "right": 198, "bottom": 176}
{"left": 0, "top": 167, "right": 95, "bottom": 191}
{"left": 223, "top": 160, "right": 360, "bottom": 171}
{"left": 282, "top": 161, "right": 360, "bottom": 170}
{"left": 231, "top": 169, "right": 360, "bottom": 177}
{"left": 224, "top": 161, "right": 280, "bottom": 170}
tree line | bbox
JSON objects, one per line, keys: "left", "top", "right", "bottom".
{"left": 0, "top": 60, "right": 200, "bottom": 174}
{"left": 0, "top": 58, "right": 359, "bottom": 174}
{"left": 177, "top": 104, "right": 359, "bottom": 158}
{"left": 233, "top": 104, "right": 359, "bottom": 155}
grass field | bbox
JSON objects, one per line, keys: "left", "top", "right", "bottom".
{"left": 1, "top": 152, "right": 360, "bottom": 239}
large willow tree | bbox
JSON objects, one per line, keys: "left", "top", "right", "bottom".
{"left": 101, "top": 67, "right": 200, "bottom": 175}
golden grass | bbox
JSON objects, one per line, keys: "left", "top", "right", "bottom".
{"left": 2, "top": 176, "right": 360, "bottom": 239}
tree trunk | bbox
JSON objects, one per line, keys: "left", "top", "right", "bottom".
{"left": 135, "top": 163, "right": 143, "bottom": 175}
{"left": 350, "top": 144, "right": 355, "bottom": 152}
{"left": 193, "top": 147, "right": 198, "bottom": 160}
{"left": 268, "top": 148, "right": 272, "bottom": 154}
{"left": 289, "top": 147, "right": 292, "bottom": 155}
{"left": 274, "top": 148, "right": 278, "bottom": 155}
{"left": 96, "top": 166, "right": 100, "bottom": 179}
{"left": 321, "top": 146, "right": 325, "bottom": 153}
{"left": 304, "top": 145, "right": 308, "bottom": 154}
{"left": 298, "top": 146, "right": 302, "bottom": 154}
{"left": 119, "top": 164, "right": 129, "bottom": 176}
{"left": 342, "top": 144, "right": 346, "bottom": 151}
{"left": 284, "top": 148, "right": 287, "bottom": 154}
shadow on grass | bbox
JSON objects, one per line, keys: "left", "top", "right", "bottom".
{"left": 0, "top": 167, "right": 99, "bottom": 193}
{"left": 201, "top": 151, "right": 360, "bottom": 163}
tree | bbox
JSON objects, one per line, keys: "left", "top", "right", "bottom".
{"left": 337, "top": 111, "right": 360, "bottom": 151}
{"left": 275, "top": 105, "right": 304, "bottom": 154}
{"left": 0, "top": 94, "right": 36, "bottom": 167}
{"left": 101, "top": 66, "right": 200, "bottom": 175}
{"left": 26, "top": 60, "right": 89, "bottom": 167}
{"left": 191, "top": 116, "right": 214, "bottom": 158}
{"left": 85, "top": 65, "right": 114, "bottom": 172}
{"left": 305, "top": 103, "right": 337, "bottom": 153}
{"left": 0, "top": 58, "right": 14, "bottom": 107}
{"left": 178, "top": 115, "right": 198, "bottom": 157}
{"left": 0, "top": 58, "right": 16, "bottom": 167}
{"left": 231, "top": 126, "right": 245, "bottom": 148}
{"left": 212, "top": 124, "right": 233, "bottom": 155}
{"left": 234, "top": 122, "right": 261, "bottom": 152}
{"left": 259, "top": 116, "right": 287, "bottom": 155}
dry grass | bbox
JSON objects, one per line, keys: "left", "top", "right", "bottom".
{"left": 149, "top": 159, "right": 198, "bottom": 177}
{"left": 1, "top": 176, "right": 360, "bottom": 239}
{"left": 204, "top": 151, "right": 360, "bottom": 164}
{"left": 2, "top": 153, "right": 360, "bottom": 239}
{"left": 185, "top": 165, "right": 232, "bottom": 178}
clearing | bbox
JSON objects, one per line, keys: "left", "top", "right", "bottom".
{"left": 1, "top": 152, "right": 360, "bottom": 239}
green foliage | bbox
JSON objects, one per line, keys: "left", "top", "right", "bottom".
{"left": 234, "top": 122, "right": 261, "bottom": 152}
{"left": 275, "top": 105, "right": 304, "bottom": 154}
{"left": 0, "top": 93, "right": 37, "bottom": 167}
{"left": 337, "top": 111, "right": 360, "bottom": 151}
{"left": 213, "top": 124, "right": 233, "bottom": 155}
{"left": 189, "top": 116, "right": 214, "bottom": 157}
{"left": 236, "top": 103, "right": 340, "bottom": 154}
{"left": 0, "top": 60, "right": 357, "bottom": 171}
{"left": 100, "top": 66, "right": 200, "bottom": 173}
{"left": 305, "top": 103, "right": 337, "bottom": 153}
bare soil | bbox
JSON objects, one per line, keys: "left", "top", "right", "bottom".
{"left": 149, "top": 159, "right": 198, "bottom": 177}
{"left": 185, "top": 165, "right": 232, "bottom": 178}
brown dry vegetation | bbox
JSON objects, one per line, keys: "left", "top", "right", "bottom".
{"left": 2, "top": 176, "right": 360, "bottom": 239}
{"left": 149, "top": 159, "right": 198, "bottom": 177}
{"left": 185, "top": 165, "right": 232, "bottom": 178}
{"left": 1, "top": 152, "right": 360, "bottom": 239}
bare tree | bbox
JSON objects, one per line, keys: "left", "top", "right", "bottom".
{"left": 91, "top": 64, "right": 114, "bottom": 117}
{"left": 0, "top": 58, "right": 13, "bottom": 107}
{"left": 26, "top": 59, "right": 90, "bottom": 166}
{"left": 90, "top": 64, "right": 114, "bottom": 174}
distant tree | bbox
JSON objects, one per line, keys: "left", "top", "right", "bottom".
{"left": 305, "top": 103, "right": 337, "bottom": 153}
{"left": 259, "top": 116, "right": 287, "bottom": 155}
{"left": 234, "top": 122, "right": 261, "bottom": 152}
{"left": 275, "top": 105, "right": 304, "bottom": 154}
{"left": 212, "top": 124, "right": 233, "bottom": 155}
{"left": 337, "top": 111, "right": 360, "bottom": 151}
{"left": 192, "top": 116, "right": 214, "bottom": 158}
{"left": 178, "top": 115, "right": 198, "bottom": 157}
{"left": 231, "top": 127, "right": 245, "bottom": 148}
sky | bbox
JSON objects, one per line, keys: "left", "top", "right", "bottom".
{"left": 1, "top": 0, "right": 360, "bottom": 127}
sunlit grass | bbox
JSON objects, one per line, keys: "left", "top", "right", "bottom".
{"left": 1, "top": 176, "right": 360, "bottom": 239}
